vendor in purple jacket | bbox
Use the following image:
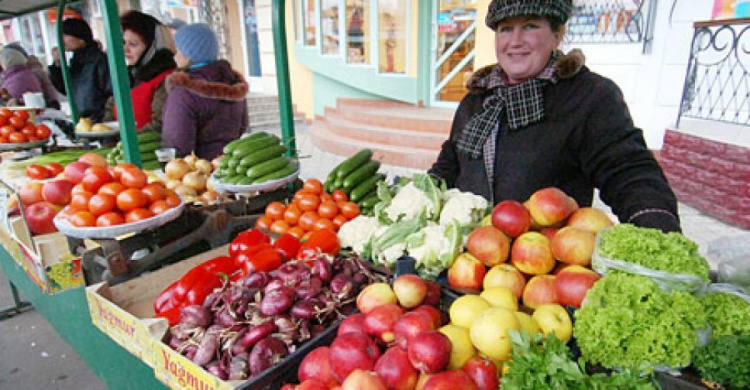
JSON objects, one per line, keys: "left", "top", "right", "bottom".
{"left": 162, "top": 23, "right": 248, "bottom": 160}
{"left": 428, "top": 0, "right": 681, "bottom": 233}
{"left": 0, "top": 47, "right": 43, "bottom": 103}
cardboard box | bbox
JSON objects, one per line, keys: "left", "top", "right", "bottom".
{"left": 85, "top": 245, "right": 229, "bottom": 367}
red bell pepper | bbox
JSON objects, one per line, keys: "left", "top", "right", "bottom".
{"left": 296, "top": 228, "right": 340, "bottom": 260}
{"left": 273, "top": 233, "right": 301, "bottom": 261}
{"left": 229, "top": 229, "right": 271, "bottom": 258}
{"left": 240, "top": 247, "right": 283, "bottom": 275}
{"left": 154, "top": 280, "right": 179, "bottom": 314}
{"left": 233, "top": 242, "right": 274, "bottom": 269}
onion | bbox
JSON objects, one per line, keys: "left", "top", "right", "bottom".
{"left": 174, "top": 185, "right": 198, "bottom": 198}
{"left": 195, "top": 159, "right": 212, "bottom": 174}
{"left": 165, "top": 159, "right": 191, "bottom": 180}
{"left": 184, "top": 152, "right": 198, "bottom": 168}
{"left": 166, "top": 179, "right": 182, "bottom": 190}
{"left": 179, "top": 305, "right": 213, "bottom": 328}
{"left": 201, "top": 190, "right": 220, "bottom": 205}
{"left": 211, "top": 156, "right": 223, "bottom": 171}
{"left": 182, "top": 171, "right": 208, "bottom": 192}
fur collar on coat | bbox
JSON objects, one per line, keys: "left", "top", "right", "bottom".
{"left": 166, "top": 61, "right": 248, "bottom": 102}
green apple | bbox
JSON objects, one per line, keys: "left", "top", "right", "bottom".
{"left": 532, "top": 304, "right": 572, "bottom": 342}
{"left": 514, "top": 311, "right": 541, "bottom": 337}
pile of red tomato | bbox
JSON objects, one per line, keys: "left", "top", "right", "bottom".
{"left": 0, "top": 108, "right": 51, "bottom": 144}
{"left": 256, "top": 178, "right": 361, "bottom": 240}
{"left": 59, "top": 162, "right": 181, "bottom": 228}
{"left": 26, "top": 162, "right": 64, "bottom": 180}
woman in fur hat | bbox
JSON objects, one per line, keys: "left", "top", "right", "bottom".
{"left": 428, "top": 0, "right": 681, "bottom": 233}
{"left": 0, "top": 47, "right": 43, "bottom": 103}
{"left": 103, "top": 11, "right": 176, "bottom": 133}
{"left": 161, "top": 23, "right": 248, "bottom": 160}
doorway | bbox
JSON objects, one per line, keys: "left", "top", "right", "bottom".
{"left": 431, "top": 0, "right": 476, "bottom": 106}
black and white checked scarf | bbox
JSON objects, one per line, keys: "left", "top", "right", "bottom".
{"left": 456, "top": 51, "right": 561, "bottom": 161}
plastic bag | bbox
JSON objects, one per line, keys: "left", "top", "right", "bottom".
{"left": 705, "top": 283, "right": 750, "bottom": 303}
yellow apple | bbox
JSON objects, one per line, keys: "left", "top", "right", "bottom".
{"left": 480, "top": 286, "right": 519, "bottom": 311}
{"left": 532, "top": 304, "right": 572, "bottom": 342}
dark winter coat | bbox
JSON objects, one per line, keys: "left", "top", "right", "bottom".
{"left": 428, "top": 51, "right": 681, "bottom": 232}
{"left": 67, "top": 44, "right": 113, "bottom": 122}
{"left": 162, "top": 60, "right": 248, "bottom": 160}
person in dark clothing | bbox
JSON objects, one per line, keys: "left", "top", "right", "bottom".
{"left": 60, "top": 18, "right": 112, "bottom": 122}
{"left": 162, "top": 23, "right": 248, "bottom": 160}
{"left": 428, "top": 0, "right": 681, "bottom": 233}
{"left": 102, "top": 11, "right": 176, "bottom": 133}
{"left": 48, "top": 47, "right": 66, "bottom": 95}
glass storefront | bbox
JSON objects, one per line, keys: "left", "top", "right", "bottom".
{"left": 345, "top": 0, "right": 369, "bottom": 64}
{"left": 434, "top": 0, "right": 476, "bottom": 102}
{"left": 321, "top": 0, "right": 339, "bottom": 55}
{"left": 377, "top": 0, "right": 407, "bottom": 74}
{"left": 304, "top": 0, "right": 317, "bottom": 46}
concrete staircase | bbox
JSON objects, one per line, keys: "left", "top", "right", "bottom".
{"left": 247, "top": 93, "right": 304, "bottom": 132}
{"left": 310, "top": 98, "right": 455, "bottom": 170}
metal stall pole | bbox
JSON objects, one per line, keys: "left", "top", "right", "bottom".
{"left": 272, "top": 0, "right": 297, "bottom": 157}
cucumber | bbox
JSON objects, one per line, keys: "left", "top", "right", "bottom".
{"left": 231, "top": 135, "right": 281, "bottom": 158}
{"left": 227, "top": 158, "right": 240, "bottom": 169}
{"left": 222, "top": 131, "right": 270, "bottom": 154}
{"left": 245, "top": 156, "right": 291, "bottom": 180}
{"left": 239, "top": 144, "right": 287, "bottom": 167}
{"left": 224, "top": 175, "right": 243, "bottom": 184}
{"left": 359, "top": 192, "right": 381, "bottom": 208}
{"left": 342, "top": 160, "right": 380, "bottom": 190}
{"left": 214, "top": 169, "right": 228, "bottom": 178}
{"left": 350, "top": 173, "right": 385, "bottom": 202}
{"left": 138, "top": 141, "right": 161, "bottom": 153}
{"left": 332, "top": 176, "right": 344, "bottom": 191}
{"left": 237, "top": 176, "right": 254, "bottom": 185}
{"left": 142, "top": 161, "right": 161, "bottom": 170}
{"left": 141, "top": 152, "right": 158, "bottom": 163}
{"left": 136, "top": 131, "right": 161, "bottom": 143}
{"left": 335, "top": 149, "right": 373, "bottom": 179}
{"left": 251, "top": 161, "right": 299, "bottom": 184}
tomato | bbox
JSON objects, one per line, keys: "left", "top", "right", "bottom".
{"left": 296, "top": 228, "right": 340, "bottom": 260}
{"left": 297, "top": 194, "right": 321, "bottom": 212}
{"left": 70, "top": 211, "right": 96, "bottom": 227}
{"left": 96, "top": 211, "right": 125, "bottom": 227}
{"left": 27, "top": 135, "right": 40, "bottom": 142}
{"left": 164, "top": 194, "right": 181, "bottom": 208}
{"left": 332, "top": 214, "right": 348, "bottom": 230}
{"left": 317, "top": 200, "right": 339, "bottom": 219}
{"left": 81, "top": 166, "right": 114, "bottom": 193}
{"left": 125, "top": 208, "right": 155, "bottom": 223}
{"left": 120, "top": 168, "right": 148, "bottom": 189}
{"left": 298, "top": 211, "right": 319, "bottom": 231}
{"left": 98, "top": 182, "right": 126, "bottom": 197}
{"left": 149, "top": 200, "right": 170, "bottom": 215}
{"left": 71, "top": 183, "right": 88, "bottom": 196}
{"left": 88, "top": 193, "right": 116, "bottom": 216}
{"left": 21, "top": 125, "right": 35, "bottom": 137}
{"left": 45, "top": 163, "right": 64, "bottom": 177}
{"left": 270, "top": 219, "right": 290, "bottom": 235}
{"left": 340, "top": 201, "right": 360, "bottom": 219}
{"left": 229, "top": 229, "right": 271, "bottom": 259}
{"left": 0, "top": 115, "right": 6, "bottom": 127}
{"left": 293, "top": 190, "right": 315, "bottom": 204}
{"left": 302, "top": 178, "right": 324, "bottom": 195}
{"left": 13, "top": 110, "right": 29, "bottom": 121}
{"left": 313, "top": 218, "right": 335, "bottom": 232}
{"left": 265, "top": 201, "right": 286, "bottom": 220}
{"left": 0, "top": 108, "right": 11, "bottom": 117}
{"left": 0, "top": 136, "right": 7, "bottom": 143}
{"left": 273, "top": 233, "right": 301, "bottom": 260}
{"left": 8, "top": 132, "right": 27, "bottom": 143}
{"left": 70, "top": 191, "right": 94, "bottom": 211}
{"left": 283, "top": 203, "right": 302, "bottom": 226}
{"left": 26, "top": 164, "right": 50, "bottom": 180}
{"left": 141, "top": 183, "right": 166, "bottom": 203}
{"left": 35, "top": 124, "right": 51, "bottom": 139}
{"left": 319, "top": 193, "right": 333, "bottom": 203}
{"left": 255, "top": 215, "right": 273, "bottom": 230}
{"left": 9, "top": 116, "right": 26, "bottom": 130}
{"left": 117, "top": 188, "right": 149, "bottom": 212}
{"left": 287, "top": 226, "right": 306, "bottom": 240}
{"left": 0, "top": 125, "right": 13, "bottom": 138}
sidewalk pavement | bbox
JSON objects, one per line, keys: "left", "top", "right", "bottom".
{"left": 1, "top": 122, "right": 747, "bottom": 389}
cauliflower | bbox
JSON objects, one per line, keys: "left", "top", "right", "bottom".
{"left": 439, "top": 189, "right": 489, "bottom": 227}
{"left": 405, "top": 220, "right": 462, "bottom": 280}
{"left": 375, "top": 242, "right": 407, "bottom": 268}
{"left": 385, "top": 182, "right": 437, "bottom": 222}
{"left": 337, "top": 215, "right": 382, "bottom": 254}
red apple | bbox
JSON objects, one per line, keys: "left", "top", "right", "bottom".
{"left": 522, "top": 275, "right": 558, "bottom": 309}
{"left": 393, "top": 311, "right": 436, "bottom": 350}
{"left": 374, "top": 347, "right": 418, "bottom": 390}
{"left": 25, "top": 201, "right": 60, "bottom": 235}
{"left": 356, "top": 283, "right": 397, "bottom": 314}
{"left": 296, "top": 379, "right": 328, "bottom": 390}
{"left": 18, "top": 181, "right": 44, "bottom": 207}
{"left": 364, "top": 304, "right": 404, "bottom": 344}
{"left": 339, "top": 313, "right": 367, "bottom": 336}
{"left": 448, "top": 253, "right": 486, "bottom": 291}
{"left": 41, "top": 179, "right": 75, "bottom": 206}
{"left": 551, "top": 226, "right": 596, "bottom": 266}
{"left": 415, "top": 373, "right": 434, "bottom": 390}
{"left": 342, "top": 369, "right": 387, "bottom": 390}
{"left": 554, "top": 265, "right": 601, "bottom": 308}
{"left": 491, "top": 200, "right": 531, "bottom": 238}
{"left": 483, "top": 263, "right": 526, "bottom": 299}
{"left": 411, "top": 305, "right": 445, "bottom": 329}
{"left": 329, "top": 332, "right": 382, "bottom": 382}
{"left": 525, "top": 187, "right": 579, "bottom": 227}
{"left": 510, "top": 232, "right": 555, "bottom": 275}
{"left": 462, "top": 356, "right": 499, "bottom": 390}
{"left": 407, "top": 330, "right": 452, "bottom": 374}
{"left": 63, "top": 161, "right": 91, "bottom": 184}
{"left": 540, "top": 227, "right": 559, "bottom": 241}
{"left": 422, "top": 370, "right": 479, "bottom": 390}
{"left": 298, "top": 347, "right": 339, "bottom": 388}
{"left": 566, "top": 207, "right": 614, "bottom": 234}
{"left": 423, "top": 280, "right": 441, "bottom": 307}
{"left": 466, "top": 226, "right": 511, "bottom": 267}
{"left": 392, "top": 274, "right": 427, "bottom": 309}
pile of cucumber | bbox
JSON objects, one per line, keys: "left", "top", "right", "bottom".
{"left": 324, "top": 149, "right": 385, "bottom": 216}
{"left": 106, "top": 131, "right": 161, "bottom": 170}
{"left": 214, "top": 131, "right": 299, "bottom": 185}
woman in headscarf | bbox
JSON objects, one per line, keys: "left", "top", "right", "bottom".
{"left": 161, "top": 23, "right": 248, "bottom": 160}
{"left": 103, "top": 11, "right": 176, "bottom": 133}
{"left": 0, "top": 47, "right": 43, "bottom": 105}
{"left": 428, "top": 0, "right": 681, "bottom": 233}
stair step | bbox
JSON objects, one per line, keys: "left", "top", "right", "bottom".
{"left": 311, "top": 121, "right": 439, "bottom": 170}
{"left": 321, "top": 112, "right": 447, "bottom": 151}
{"left": 336, "top": 105, "right": 453, "bottom": 134}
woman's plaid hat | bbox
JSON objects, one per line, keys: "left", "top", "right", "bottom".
{"left": 486, "top": 0, "right": 573, "bottom": 30}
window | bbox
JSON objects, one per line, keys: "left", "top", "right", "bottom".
{"left": 377, "top": 0, "right": 407, "bottom": 73}
{"left": 293, "top": 0, "right": 301, "bottom": 42}
{"left": 345, "top": 0, "right": 369, "bottom": 64}
{"left": 304, "top": 0, "right": 317, "bottom": 46}
{"left": 321, "top": 0, "right": 339, "bottom": 55}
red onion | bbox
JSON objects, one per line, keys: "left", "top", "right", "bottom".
{"left": 260, "top": 286, "right": 295, "bottom": 316}
{"left": 249, "top": 337, "right": 288, "bottom": 376}
{"left": 180, "top": 305, "right": 213, "bottom": 328}
{"left": 240, "top": 321, "right": 278, "bottom": 350}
